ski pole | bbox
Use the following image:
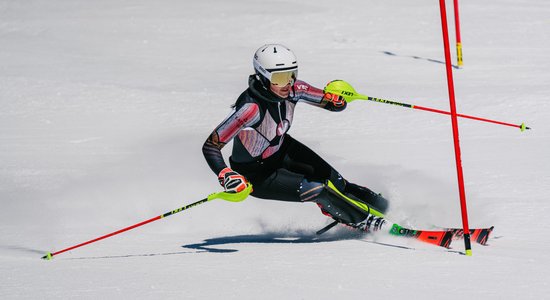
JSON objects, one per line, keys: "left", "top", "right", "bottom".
{"left": 325, "top": 80, "right": 531, "bottom": 132}
{"left": 41, "top": 184, "right": 253, "bottom": 260}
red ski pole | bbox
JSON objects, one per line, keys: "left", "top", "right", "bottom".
{"left": 324, "top": 80, "right": 531, "bottom": 132}
{"left": 42, "top": 185, "right": 252, "bottom": 260}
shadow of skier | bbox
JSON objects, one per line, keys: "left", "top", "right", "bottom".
{"left": 181, "top": 231, "right": 363, "bottom": 253}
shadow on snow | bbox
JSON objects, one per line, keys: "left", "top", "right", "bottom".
{"left": 181, "top": 231, "right": 364, "bottom": 253}
{"left": 381, "top": 51, "right": 460, "bottom": 69}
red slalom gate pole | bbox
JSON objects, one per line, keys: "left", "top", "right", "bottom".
{"left": 453, "top": 0, "right": 463, "bottom": 67}
{"left": 439, "top": 0, "right": 472, "bottom": 256}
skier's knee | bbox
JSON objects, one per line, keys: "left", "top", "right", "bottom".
{"left": 299, "top": 178, "right": 368, "bottom": 224}
{"left": 299, "top": 179, "right": 325, "bottom": 202}
{"left": 344, "top": 182, "right": 389, "bottom": 214}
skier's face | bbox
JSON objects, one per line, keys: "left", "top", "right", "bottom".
{"left": 270, "top": 82, "right": 291, "bottom": 98}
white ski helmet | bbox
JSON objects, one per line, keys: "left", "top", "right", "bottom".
{"left": 253, "top": 44, "right": 298, "bottom": 89}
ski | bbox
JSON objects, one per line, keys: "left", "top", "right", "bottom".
{"left": 322, "top": 181, "right": 494, "bottom": 249}
{"left": 376, "top": 224, "right": 494, "bottom": 248}
{"left": 444, "top": 226, "right": 494, "bottom": 246}
{"left": 316, "top": 220, "right": 340, "bottom": 235}
{"left": 318, "top": 221, "right": 494, "bottom": 249}
{"left": 317, "top": 220, "right": 455, "bottom": 248}
{"left": 388, "top": 223, "right": 454, "bottom": 248}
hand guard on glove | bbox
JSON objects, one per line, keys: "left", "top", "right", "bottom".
{"left": 218, "top": 167, "right": 249, "bottom": 193}
{"left": 323, "top": 92, "right": 346, "bottom": 107}
{"left": 323, "top": 80, "right": 357, "bottom": 110}
{"left": 322, "top": 92, "right": 347, "bottom": 111}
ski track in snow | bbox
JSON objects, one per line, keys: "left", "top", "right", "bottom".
{"left": 1, "top": 0, "right": 549, "bottom": 299}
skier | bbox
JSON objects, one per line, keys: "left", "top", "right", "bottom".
{"left": 202, "top": 44, "right": 389, "bottom": 232}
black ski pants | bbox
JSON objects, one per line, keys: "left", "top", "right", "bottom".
{"left": 230, "top": 134, "right": 345, "bottom": 202}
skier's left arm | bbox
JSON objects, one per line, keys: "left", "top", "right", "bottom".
{"left": 293, "top": 80, "right": 347, "bottom": 111}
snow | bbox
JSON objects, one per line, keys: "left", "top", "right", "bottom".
{"left": 1, "top": 0, "right": 549, "bottom": 299}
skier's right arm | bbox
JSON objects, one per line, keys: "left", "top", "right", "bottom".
{"left": 202, "top": 103, "right": 260, "bottom": 184}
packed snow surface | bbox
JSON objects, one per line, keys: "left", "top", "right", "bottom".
{"left": 1, "top": 0, "right": 549, "bottom": 299}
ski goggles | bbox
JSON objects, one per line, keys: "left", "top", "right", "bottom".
{"left": 269, "top": 69, "right": 297, "bottom": 86}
